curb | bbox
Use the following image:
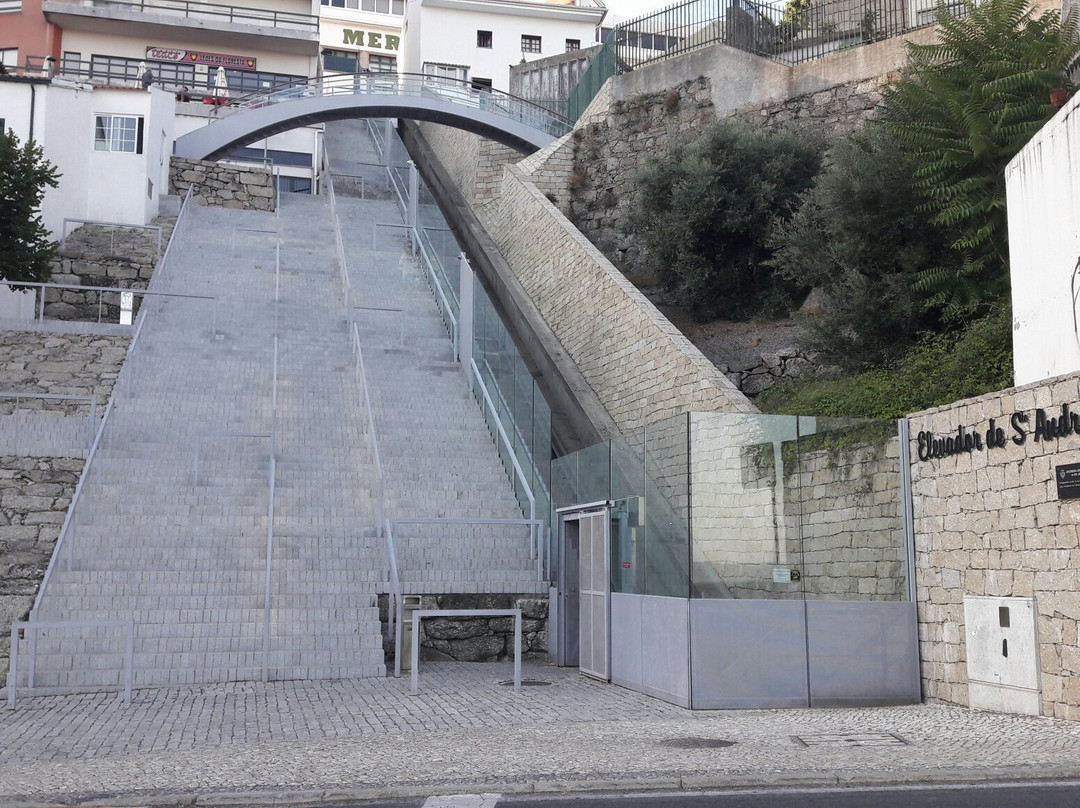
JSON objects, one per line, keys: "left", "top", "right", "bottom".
{"left": 9, "top": 765, "right": 1080, "bottom": 808}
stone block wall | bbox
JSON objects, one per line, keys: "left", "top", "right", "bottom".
{"left": 0, "top": 457, "right": 83, "bottom": 680}
{"left": 415, "top": 124, "right": 518, "bottom": 211}
{"left": 381, "top": 593, "right": 548, "bottom": 663}
{"left": 483, "top": 162, "right": 754, "bottom": 433}
{"left": 169, "top": 157, "right": 276, "bottom": 211}
{"left": 45, "top": 223, "right": 166, "bottom": 321}
{"left": 568, "top": 74, "right": 891, "bottom": 275}
{"left": 689, "top": 414, "right": 903, "bottom": 600}
{"left": 910, "top": 371, "right": 1080, "bottom": 719}
{"left": 0, "top": 332, "right": 130, "bottom": 415}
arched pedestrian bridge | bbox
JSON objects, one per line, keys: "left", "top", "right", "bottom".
{"left": 173, "top": 74, "right": 572, "bottom": 160}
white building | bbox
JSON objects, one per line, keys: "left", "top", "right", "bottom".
{"left": 319, "top": 0, "right": 404, "bottom": 74}
{"left": 402, "top": 0, "right": 606, "bottom": 93}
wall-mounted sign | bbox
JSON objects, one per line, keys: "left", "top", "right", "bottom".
{"left": 1055, "top": 462, "right": 1080, "bottom": 499}
{"left": 146, "top": 47, "right": 257, "bottom": 71}
{"left": 916, "top": 403, "right": 1080, "bottom": 461}
{"left": 342, "top": 29, "right": 400, "bottom": 51}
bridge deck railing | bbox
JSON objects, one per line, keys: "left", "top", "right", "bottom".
{"left": 222, "top": 73, "right": 573, "bottom": 139}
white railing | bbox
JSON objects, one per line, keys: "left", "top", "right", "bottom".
{"left": 352, "top": 323, "right": 385, "bottom": 538}
{"left": 61, "top": 218, "right": 163, "bottom": 258}
{"left": 7, "top": 616, "right": 134, "bottom": 708}
{"left": 384, "top": 517, "right": 403, "bottom": 678}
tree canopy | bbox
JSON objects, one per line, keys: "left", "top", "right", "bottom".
{"left": 0, "top": 128, "right": 61, "bottom": 285}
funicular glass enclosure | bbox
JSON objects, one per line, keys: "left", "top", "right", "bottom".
{"left": 551, "top": 412, "right": 920, "bottom": 709}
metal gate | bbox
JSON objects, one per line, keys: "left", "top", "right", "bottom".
{"left": 576, "top": 509, "right": 610, "bottom": 680}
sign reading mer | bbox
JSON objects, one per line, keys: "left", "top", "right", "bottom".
{"left": 343, "top": 29, "right": 401, "bottom": 51}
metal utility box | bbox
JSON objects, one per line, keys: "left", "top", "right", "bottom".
{"left": 400, "top": 595, "right": 422, "bottom": 672}
{"left": 964, "top": 596, "right": 1042, "bottom": 716}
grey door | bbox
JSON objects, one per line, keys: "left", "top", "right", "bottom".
{"left": 557, "top": 514, "right": 580, "bottom": 667}
{"left": 577, "top": 510, "right": 610, "bottom": 680}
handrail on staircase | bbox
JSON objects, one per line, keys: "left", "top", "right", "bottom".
{"left": 352, "top": 322, "right": 385, "bottom": 538}
{"left": 28, "top": 187, "right": 196, "bottom": 619}
{"left": 384, "top": 517, "right": 403, "bottom": 678}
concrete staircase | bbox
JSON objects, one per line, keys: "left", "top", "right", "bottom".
{"left": 7, "top": 121, "right": 543, "bottom": 695}
{"left": 327, "top": 120, "right": 544, "bottom": 596}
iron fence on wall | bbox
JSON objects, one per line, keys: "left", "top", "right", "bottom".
{"left": 568, "top": 0, "right": 956, "bottom": 119}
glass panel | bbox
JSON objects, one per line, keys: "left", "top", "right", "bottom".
{"left": 551, "top": 453, "right": 579, "bottom": 510}
{"left": 689, "top": 412, "right": 804, "bottom": 600}
{"left": 793, "top": 417, "right": 907, "bottom": 601}
{"left": 643, "top": 413, "right": 690, "bottom": 598}
{"left": 576, "top": 441, "right": 609, "bottom": 506}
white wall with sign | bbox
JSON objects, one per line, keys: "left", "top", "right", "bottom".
{"left": 1006, "top": 92, "right": 1080, "bottom": 386}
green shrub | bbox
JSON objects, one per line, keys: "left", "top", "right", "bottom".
{"left": 767, "top": 126, "right": 959, "bottom": 370}
{"left": 756, "top": 306, "right": 1013, "bottom": 418}
{"left": 881, "top": 0, "right": 1080, "bottom": 319}
{"left": 632, "top": 118, "right": 824, "bottom": 320}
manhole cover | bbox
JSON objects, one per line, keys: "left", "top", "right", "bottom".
{"left": 792, "top": 732, "right": 910, "bottom": 748}
{"left": 498, "top": 679, "right": 552, "bottom": 687}
{"left": 661, "top": 737, "right": 737, "bottom": 749}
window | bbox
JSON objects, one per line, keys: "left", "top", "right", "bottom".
{"left": 423, "top": 62, "right": 468, "bottom": 82}
{"left": 276, "top": 176, "right": 313, "bottom": 194}
{"left": 368, "top": 54, "right": 397, "bottom": 73}
{"left": 521, "top": 35, "right": 542, "bottom": 53}
{"left": 471, "top": 77, "right": 492, "bottom": 91}
{"left": 94, "top": 115, "right": 143, "bottom": 154}
{"left": 565, "top": 38, "right": 580, "bottom": 51}
{"left": 477, "top": 30, "right": 492, "bottom": 48}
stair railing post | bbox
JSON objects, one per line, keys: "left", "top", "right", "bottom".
{"left": 407, "top": 160, "right": 419, "bottom": 251}
{"left": 458, "top": 253, "right": 473, "bottom": 374}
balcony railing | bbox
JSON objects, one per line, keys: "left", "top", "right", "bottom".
{"left": 44, "top": 0, "right": 319, "bottom": 32}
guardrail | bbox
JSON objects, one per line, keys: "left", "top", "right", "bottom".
{"left": 225, "top": 73, "right": 573, "bottom": 140}
{"left": 7, "top": 616, "right": 134, "bottom": 708}
{"left": 351, "top": 322, "right": 385, "bottom": 538}
{"left": 0, "top": 392, "right": 98, "bottom": 457}
{"left": 4, "top": 280, "right": 217, "bottom": 334}
{"left": 384, "top": 518, "right": 403, "bottom": 677}
{"left": 409, "top": 609, "right": 522, "bottom": 693}
{"left": 40, "top": 0, "right": 318, "bottom": 32}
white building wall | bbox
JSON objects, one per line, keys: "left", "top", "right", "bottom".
{"left": 403, "top": 0, "right": 602, "bottom": 92}
{"left": 1005, "top": 94, "right": 1080, "bottom": 386}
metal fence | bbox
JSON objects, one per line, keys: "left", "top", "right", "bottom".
{"left": 568, "top": 0, "right": 949, "bottom": 119}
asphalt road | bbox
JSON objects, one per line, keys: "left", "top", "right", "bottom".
{"left": 332, "top": 780, "right": 1080, "bottom": 808}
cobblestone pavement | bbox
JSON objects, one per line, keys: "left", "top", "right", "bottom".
{"left": 4, "top": 663, "right": 1080, "bottom": 805}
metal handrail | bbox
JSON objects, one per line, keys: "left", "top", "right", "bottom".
{"left": 4, "top": 281, "right": 215, "bottom": 332}
{"left": 223, "top": 73, "right": 573, "bottom": 139}
{"left": 469, "top": 358, "right": 538, "bottom": 528}
{"left": 352, "top": 323, "right": 385, "bottom": 537}
{"left": 0, "top": 392, "right": 97, "bottom": 422}
{"left": 7, "top": 616, "right": 134, "bottom": 707}
{"left": 28, "top": 186, "right": 195, "bottom": 617}
{"left": 39, "top": 0, "right": 319, "bottom": 31}
{"left": 384, "top": 517, "right": 403, "bottom": 677}
{"left": 61, "top": 219, "right": 163, "bottom": 258}
{"left": 415, "top": 228, "right": 459, "bottom": 356}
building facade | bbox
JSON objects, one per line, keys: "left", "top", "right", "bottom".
{"left": 402, "top": 0, "right": 606, "bottom": 93}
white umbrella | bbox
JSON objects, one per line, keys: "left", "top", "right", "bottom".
{"left": 213, "top": 66, "right": 229, "bottom": 99}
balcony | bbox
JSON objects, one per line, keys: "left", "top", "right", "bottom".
{"left": 42, "top": 0, "right": 320, "bottom": 55}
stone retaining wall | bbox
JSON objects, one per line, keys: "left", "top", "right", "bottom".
{"left": 0, "top": 332, "right": 129, "bottom": 415}
{"left": 381, "top": 594, "right": 548, "bottom": 663}
{"left": 45, "top": 223, "right": 166, "bottom": 322}
{"left": 910, "top": 370, "right": 1080, "bottom": 720}
{"left": 0, "top": 456, "right": 83, "bottom": 680}
{"left": 169, "top": 157, "right": 276, "bottom": 211}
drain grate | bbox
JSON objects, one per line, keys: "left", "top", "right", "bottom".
{"left": 792, "top": 731, "right": 910, "bottom": 748}
{"left": 662, "top": 737, "right": 737, "bottom": 749}
{"left": 498, "top": 679, "right": 552, "bottom": 687}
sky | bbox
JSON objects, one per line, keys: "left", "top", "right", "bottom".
{"left": 601, "top": 0, "right": 672, "bottom": 20}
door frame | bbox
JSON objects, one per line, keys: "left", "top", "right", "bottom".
{"left": 556, "top": 502, "right": 611, "bottom": 677}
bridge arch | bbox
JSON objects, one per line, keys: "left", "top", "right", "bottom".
{"left": 173, "top": 74, "right": 570, "bottom": 161}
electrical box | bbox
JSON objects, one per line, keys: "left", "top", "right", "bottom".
{"left": 964, "top": 596, "right": 1042, "bottom": 716}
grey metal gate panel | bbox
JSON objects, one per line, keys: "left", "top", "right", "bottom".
{"left": 611, "top": 593, "right": 690, "bottom": 707}
{"left": 579, "top": 512, "right": 609, "bottom": 680}
{"left": 806, "top": 601, "right": 921, "bottom": 706}
{"left": 690, "top": 599, "right": 809, "bottom": 709}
